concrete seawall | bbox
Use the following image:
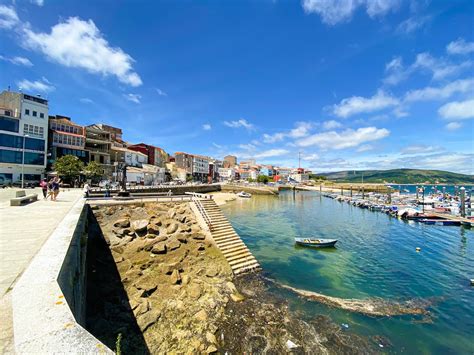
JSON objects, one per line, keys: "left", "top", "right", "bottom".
{"left": 12, "top": 199, "right": 113, "bottom": 354}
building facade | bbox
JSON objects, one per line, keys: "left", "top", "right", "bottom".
{"left": 48, "top": 115, "right": 87, "bottom": 168}
{"left": 0, "top": 91, "right": 48, "bottom": 184}
{"left": 85, "top": 124, "right": 112, "bottom": 177}
{"left": 223, "top": 155, "right": 237, "bottom": 168}
{"left": 192, "top": 155, "right": 210, "bottom": 182}
{"left": 128, "top": 143, "right": 169, "bottom": 168}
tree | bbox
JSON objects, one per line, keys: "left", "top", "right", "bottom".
{"left": 53, "top": 155, "right": 84, "bottom": 183}
{"left": 84, "top": 161, "right": 104, "bottom": 181}
{"left": 257, "top": 175, "right": 270, "bottom": 184}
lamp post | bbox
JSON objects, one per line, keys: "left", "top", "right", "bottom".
{"left": 21, "top": 134, "right": 30, "bottom": 189}
{"left": 460, "top": 187, "right": 466, "bottom": 217}
{"left": 421, "top": 186, "right": 425, "bottom": 213}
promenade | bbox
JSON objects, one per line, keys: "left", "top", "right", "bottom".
{"left": 0, "top": 188, "right": 83, "bottom": 354}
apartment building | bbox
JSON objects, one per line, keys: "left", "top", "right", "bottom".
{"left": 48, "top": 115, "right": 87, "bottom": 168}
{"left": 0, "top": 90, "right": 48, "bottom": 184}
{"left": 128, "top": 143, "right": 169, "bottom": 168}
{"left": 85, "top": 124, "right": 113, "bottom": 176}
{"left": 192, "top": 154, "right": 210, "bottom": 182}
{"left": 223, "top": 155, "right": 237, "bottom": 168}
{"left": 174, "top": 152, "right": 193, "bottom": 176}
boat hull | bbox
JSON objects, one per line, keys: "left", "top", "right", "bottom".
{"left": 294, "top": 238, "right": 338, "bottom": 248}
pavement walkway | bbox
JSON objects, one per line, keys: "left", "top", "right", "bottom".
{"left": 0, "top": 188, "right": 83, "bottom": 354}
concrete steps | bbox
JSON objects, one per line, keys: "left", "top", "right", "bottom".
{"left": 196, "top": 199, "right": 260, "bottom": 275}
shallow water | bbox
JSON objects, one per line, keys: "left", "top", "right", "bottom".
{"left": 221, "top": 191, "right": 474, "bottom": 354}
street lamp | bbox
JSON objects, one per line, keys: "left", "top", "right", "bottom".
{"left": 421, "top": 186, "right": 425, "bottom": 213}
{"left": 21, "top": 134, "right": 30, "bottom": 189}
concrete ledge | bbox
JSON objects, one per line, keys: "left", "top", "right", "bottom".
{"left": 12, "top": 198, "right": 113, "bottom": 354}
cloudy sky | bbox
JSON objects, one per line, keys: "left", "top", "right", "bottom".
{"left": 0, "top": 0, "right": 473, "bottom": 174}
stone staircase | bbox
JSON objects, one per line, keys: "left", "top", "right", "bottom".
{"left": 196, "top": 199, "right": 261, "bottom": 275}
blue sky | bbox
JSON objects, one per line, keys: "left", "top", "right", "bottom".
{"left": 1, "top": 0, "right": 473, "bottom": 173}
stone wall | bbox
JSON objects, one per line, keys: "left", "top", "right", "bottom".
{"left": 12, "top": 199, "right": 113, "bottom": 354}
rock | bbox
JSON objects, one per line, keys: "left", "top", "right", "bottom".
{"left": 179, "top": 215, "right": 187, "bottom": 223}
{"left": 197, "top": 243, "right": 205, "bottom": 251}
{"left": 167, "top": 223, "right": 179, "bottom": 234}
{"left": 206, "top": 332, "right": 217, "bottom": 345}
{"left": 170, "top": 269, "right": 181, "bottom": 284}
{"left": 137, "top": 309, "right": 161, "bottom": 332}
{"left": 147, "top": 223, "right": 161, "bottom": 234}
{"left": 112, "top": 245, "right": 124, "bottom": 254}
{"left": 188, "top": 283, "right": 201, "bottom": 299}
{"left": 226, "top": 282, "right": 238, "bottom": 294}
{"left": 117, "top": 260, "right": 132, "bottom": 274}
{"left": 168, "top": 210, "right": 177, "bottom": 219}
{"left": 206, "top": 266, "right": 219, "bottom": 277}
{"left": 151, "top": 243, "right": 167, "bottom": 254}
{"left": 182, "top": 274, "right": 190, "bottom": 285}
{"left": 113, "top": 218, "right": 130, "bottom": 228}
{"left": 156, "top": 235, "right": 168, "bottom": 242}
{"left": 194, "top": 309, "right": 208, "bottom": 321}
{"left": 230, "top": 292, "right": 245, "bottom": 302}
{"left": 206, "top": 345, "right": 218, "bottom": 354}
{"left": 134, "top": 300, "right": 150, "bottom": 316}
{"left": 192, "top": 233, "right": 206, "bottom": 240}
{"left": 166, "top": 239, "right": 181, "bottom": 251}
{"left": 176, "top": 235, "right": 188, "bottom": 243}
{"left": 131, "top": 219, "right": 149, "bottom": 233}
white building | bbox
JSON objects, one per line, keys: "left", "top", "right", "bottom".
{"left": 0, "top": 91, "right": 49, "bottom": 185}
{"left": 192, "top": 155, "right": 209, "bottom": 182}
{"left": 289, "top": 173, "right": 310, "bottom": 183}
{"left": 218, "top": 168, "right": 235, "bottom": 181}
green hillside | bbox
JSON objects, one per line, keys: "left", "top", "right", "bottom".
{"left": 318, "top": 169, "right": 474, "bottom": 184}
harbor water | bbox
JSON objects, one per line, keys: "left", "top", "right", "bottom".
{"left": 221, "top": 190, "right": 474, "bottom": 354}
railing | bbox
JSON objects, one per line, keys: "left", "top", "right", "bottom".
{"left": 185, "top": 191, "right": 213, "bottom": 199}
{"left": 193, "top": 197, "right": 214, "bottom": 231}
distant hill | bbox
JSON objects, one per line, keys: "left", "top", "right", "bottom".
{"left": 317, "top": 169, "right": 474, "bottom": 184}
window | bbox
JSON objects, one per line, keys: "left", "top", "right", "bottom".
{"left": 25, "top": 137, "right": 45, "bottom": 151}
{"left": 32, "top": 111, "right": 37, "bottom": 117}
{"left": 25, "top": 109, "right": 30, "bottom": 115}
{"left": 24, "top": 152, "right": 44, "bottom": 165}
{"left": 0, "top": 134, "right": 22, "bottom": 148}
{"left": 0, "top": 149, "right": 21, "bottom": 164}
{"left": 0, "top": 116, "right": 19, "bottom": 133}
{"left": 39, "top": 113, "right": 44, "bottom": 119}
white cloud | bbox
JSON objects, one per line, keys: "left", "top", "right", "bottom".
{"left": 253, "top": 149, "right": 289, "bottom": 159}
{"left": 302, "top": 0, "right": 400, "bottom": 25}
{"left": 396, "top": 15, "right": 430, "bottom": 34}
{"left": 202, "top": 123, "right": 212, "bottom": 130}
{"left": 384, "top": 52, "right": 472, "bottom": 85}
{"left": 80, "top": 98, "right": 94, "bottom": 104}
{"left": 404, "top": 78, "right": 474, "bottom": 102}
{"left": 23, "top": 17, "right": 142, "bottom": 86}
{"left": 356, "top": 144, "right": 373, "bottom": 152}
{"left": 302, "top": 153, "right": 319, "bottom": 161}
{"left": 124, "top": 93, "right": 141, "bottom": 104}
{"left": 223, "top": 119, "right": 255, "bottom": 131}
{"left": 445, "top": 122, "right": 462, "bottom": 131}
{"left": 0, "top": 55, "right": 33, "bottom": 67}
{"left": 438, "top": 99, "right": 474, "bottom": 120}
{"left": 239, "top": 143, "right": 256, "bottom": 151}
{"left": 263, "top": 132, "right": 285, "bottom": 143}
{"left": 322, "top": 120, "right": 342, "bottom": 130}
{"left": 0, "top": 5, "right": 19, "bottom": 29}
{"left": 401, "top": 145, "right": 443, "bottom": 155}
{"left": 289, "top": 121, "right": 312, "bottom": 138}
{"left": 447, "top": 38, "right": 474, "bottom": 55}
{"left": 212, "top": 143, "right": 222, "bottom": 149}
{"left": 31, "top": 0, "right": 44, "bottom": 6}
{"left": 297, "top": 127, "right": 390, "bottom": 149}
{"left": 17, "top": 78, "right": 54, "bottom": 92}
{"left": 156, "top": 88, "right": 167, "bottom": 96}
{"left": 333, "top": 90, "right": 399, "bottom": 118}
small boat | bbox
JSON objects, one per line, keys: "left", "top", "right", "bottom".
{"left": 419, "top": 219, "right": 461, "bottom": 226}
{"left": 295, "top": 238, "right": 338, "bottom": 248}
{"left": 237, "top": 191, "right": 252, "bottom": 198}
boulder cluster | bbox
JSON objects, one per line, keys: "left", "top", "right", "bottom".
{"left": 89, "top": 202, "right": 241, "bottom": 354}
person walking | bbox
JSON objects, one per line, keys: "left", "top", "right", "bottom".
{"left": 83, "top": 182, "right": 91, "bottom": 198}
{"left": 52, "top": 177, "right": 61, "bottom": 201}
{"left": 47, "top": 178, "right": 54, "bottom": 200}
{"left": 39, "top": 178, "right": 48, "bottom": 199}
{"left": 104, "top": 181, "right": 111, "bottom": 198}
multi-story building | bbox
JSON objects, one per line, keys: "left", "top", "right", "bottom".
{"left": 128, "top": 143, "right": 169, "bottom": 168}
{"left": 110, "top": 146, "right": 147, "bottom": 168}
{"left": 218, "top": 167, "right": 235, "bottom": 181}
{"left": 223, "top": 155, "right": 237, "bottom": 168}
{"left": 85, "top": 124, "right": 112, "bottom": 176}
{"left": 48, "top": 115, "right": 87, "bottom": 168}
{"left": 0, "top": 91, "right": 48, "bottom": 184}
{"left": 260, "top": 165, "right": 275, "bottom": 177}
{"left": 192, "top": 155, "right": 210, "bottom": 182}
{"left": 174, "top": 152, "right": 193, "bottom": 177}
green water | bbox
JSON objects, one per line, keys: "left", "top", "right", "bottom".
{"left": 221, "top": 191, "right": 474, "bottom": 354}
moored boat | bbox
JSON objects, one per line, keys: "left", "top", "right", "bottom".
{"left": 295, "top": 238, "right": 338, "bottom": 248}
{"left": 237, "top": 191, "right": 252, "bottom": 198}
